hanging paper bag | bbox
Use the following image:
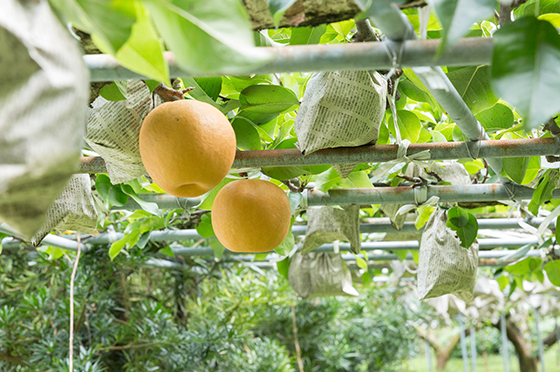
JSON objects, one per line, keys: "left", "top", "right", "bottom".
{"left": 301, "top": 205, "right": 361, "bottom": 254}
{"left": 32, "top": 175, "right": 98, "bottom": 245}
{"left": 417, "top": 207, "right": 478, "bottom": 301}
{"left": 295, "top": 70, "right": 387, "bottom": 177}
{"left": 0, "top": 0, "right": 88, "bottom": 239}
{"left": 288, "top": 252, "right": 359, "bottom": 298}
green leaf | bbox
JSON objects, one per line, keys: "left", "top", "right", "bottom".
{"left": 514, "top": 0, "right": 560, "bottom": 17}
{"left": 447, "top": 66, "right": 498, "bottom": 114}
{"left": 290, "top": 25, "right": 327, "bottom": 45}
{"left": 50, "top": 0, "right": 136, "bottom": 54}
{"left": 491, "top": 17, "right": 560, "bottom": 130}
{"left": 394, "top": 250, "right": 408, "bottom": 261}
{"left": 99, "top": 83, "right": 126, "bottom": 101}
{"left": 415, "top": 205, "right": 435, "bottom": 230}
{"left": 95, "top": 174, "right": 112, "bottom": 201}
{"left": 210, "top": 238, "right": 225, "bottom": 260}
{"left": 556, "top": 215, "right": 560, "bottom": 245}
{"left": 264, "top": 165, "right": 330, "bottom": 181}
{"left": 506, "top": 257, "right": 530, "bottom": 275}
{"left": 144, "top": 0, "right": 271, "bottom": 75}
{"left": 108, "top": 187, "right": 128, "bottom": 207}
{"left": 528, "top": 173, "right": 555, "bottom": 215}
{"left": 103, "top": 3, "right": 169, "bottom": 83}
{"left": 456, "top": 213, "right": 478, "bottom": 248}
{"left": 109, "top": 235, "right": 132, "bottom": 260}
{"left": 544, "top": 260, "right": 560, "bottom": 286}
{"left": 120, "top": 185, "right": 160, "bottom": 216}
{"left": 497, "top": 244, "right": 532, "bottom": 264}
{"left": 195, "top": 213, "right": 215, "bottom": 238}
{"left": 447, "top": 206, "right": 469, "bottom": 228}
{"left": 315, "top": 167, "right": 342, "bottom": 193}
{"left": 198, "top": 178, "right": 236, "bottom": 210}
{"left": 426, "top": 0, "right": 495, "bottom": 53}
{"left": 388, "top": 110, "right": 422, "bottom": 143}
{"left": 502, "top": 157, "right": 530, "bottom": 184}
{"left": 399, "top": 80, "right": 432, "bottom": 103}
{"left": 276, "top": 256, "right": 291, "bottom": 279}
{"left": 268, "top": 0, "right": 297, "bottom": 26}
{"left": 274, "top": 230, "right": 294, "bottom": 256}
{"left": 193, "top": 77, "right": 222, "bottom": 101}
{"left": 159, "top": 246, "right": 175, "bottom": 257}
{"left": 288, "top": 192, "right": 303, "bottom": 215}
{"left": 355, "top": 256, "right": 368, "bottom": 270}
{"left": 231, "top": 117, "right": 262, "bottom": 150}
{"left": 475, "top": 103, "right": 514, "bottom": 132}
{"left": 238, "top": 85, "right": 299, "bottom": 124}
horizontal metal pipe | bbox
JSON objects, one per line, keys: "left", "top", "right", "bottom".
{"left": 109, "top": 183, "right": 558, "bottom": 210}
{"left": 79, "top": 217, "right": 548, "bottom": 245}
{"left": 306, "top": 183, "right": 560, "bottom": 206}
{"left": 170, "top": 237, "right": 541, "bottom": 257}
{"left": 78, "top": 137, "right": 560, "bottom": 173}
{"left": 86, "top": 38, "right": 493, "bottom": 82}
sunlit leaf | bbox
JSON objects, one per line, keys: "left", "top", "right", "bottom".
{"left": 492, "top": 17, "right": 560, "bottom": 130}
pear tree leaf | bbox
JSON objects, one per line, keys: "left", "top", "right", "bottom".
{"left": 144, "top": 0, "right": 271, "bottom": 75}
{"left": 388, "top": 110, "right": 422, "bottom": 143}
{"left": 492, "top": 17, "right": 560, "bottom": 130}
{"left": 544, "top": 260, "right": 560, "bottom": 286}
{"left": 277, "top": 256, "right": 291, "bottom": 278}
{"left": 528, "top": 172, "right": 555, "bottom": 216}
{"left": 274, "top": 230, "right": 294, "bottom": 256}
{"left": 238, "top": 85, "right": 299, "bottom": 124}
{"left": 447, "top": 206, "right": 469, "bottom": 228}
{"left": 426, "top": 0, "right": 495, "bottom": 53}
{"left": 99, "top": 83, "right": 126, "bottom": 101}
{"left": 231, "top": 117, "right": 262, "bottom": 150}
{"left": 210, "top": 238, "right": 226, "bottom": 260}
{"left": 456, "top": 213, "right": 478, "bottom": 248}
{"left": 475, "top": 103, "right": 514, "bottom": 132}
{"left": 290, "top": 25, "right": 327, "bottom": 45}
{"left": 195, "top": 213, "right": 215, "bottom": 238}
{"left": 503, "top": 157, "right": 530, "bottom": 184}
{"left": 50, "top": 0, "right": 136, "bottom": 54}
{"left": 447, "top": 65, "right": 498, "bottom": 114}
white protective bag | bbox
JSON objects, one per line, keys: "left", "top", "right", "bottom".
{"left": 32, "top": 175, "right": 99, "bottom": 245}
{"left": 301, "top": 205, "right": 361, "bottom": 254}
{"left": 86, "top": 80, "right": 157, "bottom": 184}
{"left": 295, "top": 70, "right": 387, "bottom": 177}
{"left": 288, "top": 252, "right": 359, "bottom": 298}
{"left": 0, "top": 0, "right": 89, "bottom": 239}
{"left": 417, "top": 207, "right": 479, "bottom": 301}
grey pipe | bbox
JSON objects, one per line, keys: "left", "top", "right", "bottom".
{"left": 85, "top": 38, "right": 493, "bottom": 82}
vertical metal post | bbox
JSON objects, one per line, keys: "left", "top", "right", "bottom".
{"left": 458, "top": 315, "right": 470, "bottom": 372}
{"left": 556, "top": 318, "right": 560, "bottom": 366}
{"left": 535, "top": 310, "right": 546, "bottom": 372}
{"left": 501, "top": 313, "right": 510, "bottom": 372}
{"left": 470, "top": 325, "right": 477, "bottom": 372}
{"left": 425, "top": 336, "right": 433, "bottom": 372}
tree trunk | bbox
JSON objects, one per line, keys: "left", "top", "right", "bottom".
{"left": 242, "top": 0, "right": 426, "bottom": 30}
{"left": 493, "top": 319, "right": 538, "bottom": 372}
{"left": 415, "top": 325, "right": 469, "bottom": 372}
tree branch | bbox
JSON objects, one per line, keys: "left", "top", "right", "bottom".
{"left": 543, "top": 325, "right": 559, "bottom": 348}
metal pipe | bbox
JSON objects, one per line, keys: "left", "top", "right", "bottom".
{"left": 107, "top": 183, "right": 558, "bottom": 210}
{"left": 535, "top": 310, "right": 546, "bottom": 372}
{"left": 305, "top": 184, "right": 560, "bottom": 207}
{"left": 78, "top": 137, "right": 560, "bottom": 173}
{"left": 85, "top": 38, "right": 493, "bottom": 82}
{"left": 458, "top": 315, "right": 470, "bottom": 372}
{"left": 471, "top": 325, "right": 477, "bottom": 372}
{"left": 369, "top": 7, "right": 504, "bottom": 179}
{"left": 81, "top": 217, "right": 549, "bottom": 245}
{"left": 170, "top": 243, "right": 544, "bottom": 258}
{"left": 501, "top": 313, "right": 510, "bottom": 372}
{"left": 425, "top": 336, "right": 433, "bottom": 372}
{"left": 0, "top": 224, "right": 89, "bottom": 253}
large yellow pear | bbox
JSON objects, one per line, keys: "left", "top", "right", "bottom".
{"left": 212, "top": 179, "right": 292, "bottom": 253}
{"left": 139, "top": 100, "right": 236, "bottom": 197}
